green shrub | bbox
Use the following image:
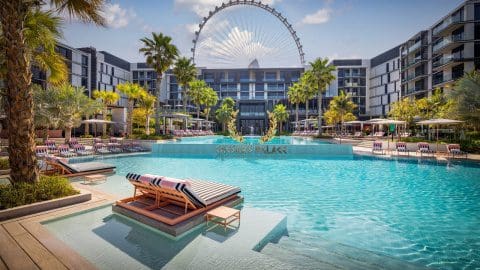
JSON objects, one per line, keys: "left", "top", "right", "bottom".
{"left": 0, "top": 175, "right": 79, "bottom": 210}
{"left": 80, "top": 134, "right": 93, "bottom": 138}
{"left": 136, "top": 134, "right": 173, "bottom": 140}
{"left": 0, "top": 158, "right": 9, "bottom": 170}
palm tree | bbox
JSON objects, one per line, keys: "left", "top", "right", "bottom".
{"left": 0, "top": 0, "right": 105, "bottom": 184}
{"left": 138, "top": 92, "right": 156, "bottom": 135}
{"left": 188, "top": 79, "right": 209, "bottom": 118}
{"left": 173, "top": 57, "right": 197, "bottom": 112}
{"left": 287, "top": 82, "right": 302, "bottom": 130}
{"left": 117, "top": 82, "right": 147, "bottom": 137}
{"left": 56, "top": 84, "right": 101, "bottom": 141}
{"left": 273, "top": 104, "right": 289, "bottom": 133}
{"left": 203, "top": 87, "right": 218, "bottom": 122}
{"left": 309, "top": 58, "right": 336, "bottom": 135}
{"left": 299, "top": 71, "right": 316, "bottom": 124}
{"left": 33, "top": 85, "right": 61, "bottom": 140}
{"left": 92, "top": 90, "right": 120, "bottom": 136}
{"left": 450, "top": 71, "right": 480, "bottom": 130}
{"left": 139, "top": 33, "right": 179, "bottom": 135}
{"left": 329, "top": 90, "right": 357, "bottom": 133}
{"left": 215, "top": 97, "right": 235, "bottom": 131}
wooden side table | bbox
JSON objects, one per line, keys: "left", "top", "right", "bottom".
{"left": 83, "top": 174, "right": 107, "bottom": 184}
{"left": 206, "top": 206, "right": 240, "bottom": 231}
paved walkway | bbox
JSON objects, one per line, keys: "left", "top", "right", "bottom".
{"left": 0, "top": 183, "right": 117, "bottom": 270}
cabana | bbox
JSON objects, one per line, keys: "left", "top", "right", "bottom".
{"left": 159, "top": 113, "right": 189, "bottom": 134}
{"left": 416, "top": 118, "right": 463, "bottom": 152}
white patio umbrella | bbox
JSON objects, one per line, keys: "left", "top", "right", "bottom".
{"left": 375, "top": 119, "right": 407, "bottom": 149}
{"left": 416, "top": 118, "right": 464, "bottom": 152}
{"left": 81, "top": 119, "right": 118, "bottom": 137}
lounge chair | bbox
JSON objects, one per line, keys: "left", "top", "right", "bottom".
{"left": 395, "top": 142, "right": 410, "bottom": 156}
{"left": 35, "top": 146, "right": 49, "bottom": 158}
{"left": 416, "top": 142, "right": 435, "bottom": 157}
{"left": 58, "top": 145, "right": 76, "bottom": 157}
{"left": 73, "top": 144, "right": 94, "bottom": 156}
{"left": 44, "top": 140, "right": 57, "bottom": 153}
{"left": 372, "top": 141, "right": 385, "bottom": 155}
{"left": 446, "top": 144, "right": 467, "bottom": 158}
{"left": 43, "top": 156, "right": 115, "bottom": 177}
{"left": 93, "top": 143, "right": 111, "bottom": 154}
{"left": 67, "top": 138, "right": 79, "bottom": 148}
{"left": 373, "top": 132, "right": 385, "bottom": 138}
{"left": 116, "top": 173, "right": 241, "bottom": 226}
{"left": 353, "top": 131, "right": 362, "bottom": 138}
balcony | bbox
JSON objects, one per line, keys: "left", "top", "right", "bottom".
{"left": 432, "top": 52, "right": 471, "bottom": 70}
{"left": 432, "top": 71, "right": 463, "bottom": 86}
{"left": 432, "top": 33, "right": 466, "bottom": 54}
{"left": 262, "top": 78, "right": 285, "bottom": 82}
{"left": 344, "top": 82, "right": 359, "bottom": 87}
{"left": 204, "top": 78, "right": 214, "bottom": 83}
{"left": 408, "top": 41, "right": 422, "bottom": 53}
{"left": 239, "top": 78, "right": 255, "bottom": 83}
{"left": 403, "top": 56, "right": 426, "bottom": 70}
{"left": 402, "top": 72, "right": 426, "bottom": 83}
{"left": 432, "top": 13, "right": 464, "bottom": 36}
{"left": 220, "top": 78, "right": 235, "bottom": 83}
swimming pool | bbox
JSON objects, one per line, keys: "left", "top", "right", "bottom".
{"left": 52, "top": 153, "right": 480, "bottom": 269}
{"left": 170, "top": 135, "right": 329, "bottom": 145}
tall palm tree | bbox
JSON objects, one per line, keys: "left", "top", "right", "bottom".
{"left": 203, "top": 87, "right": 218, "bottom": 122}
{"left": 139, "top": 33, "right": 179, "bottom": 135}
{"left": 215, "top": 97, "right": 235, "bottom": 132}
{"left": 309, "top": 57, "right": 336, "bottom": 135}
{"left": 117, "top": 82, "right": 147, "bottom": 137}
{"left": 188, "top": 79, "right": 208, "bottom": 119}
{"left": 299, "top": 71, "right": 316, "bottom": 125}
{"left": 273, "top": 103, "right": 289, "bottom": 133}
{"left": 287, "top": 82, "right": 303, "bottom": 130}
{"left": 173, "top": 57, "right": 197, "bottom": 112}
{"left": 92, "top": 90, "right": 120, "bottom": 136}
{"left": 0, "top": 0, "right": 105, "bottom": 184}
{"left": 138, "top": 92, "right": 156, "bottom": 135}
{"left": 329, "top": 90, "right": 357, "bottom": 133}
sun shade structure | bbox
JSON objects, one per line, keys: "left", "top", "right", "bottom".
{"left": 416, "top": 119, "right": 464, "bottom": 152}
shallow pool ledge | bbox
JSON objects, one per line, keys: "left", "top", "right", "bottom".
{"left": 152, "top": 143, "right": 353, "bottom": 157}
{"left": 163, "top": 207, "right": 292, "bottom": 269}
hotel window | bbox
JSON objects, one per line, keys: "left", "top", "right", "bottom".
{"left": 265, "top": 72, "right": 276, "bottom": 81}
{"left": 81, "top": 55, "right": 88, "bottom": 66}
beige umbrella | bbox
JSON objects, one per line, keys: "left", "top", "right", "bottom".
{"left": 416, "top": 118, "right": 463, "bottom": 152}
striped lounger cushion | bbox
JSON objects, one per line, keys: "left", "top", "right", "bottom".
{"left": 126, "top": 173, "right": 240, "bottom": 208}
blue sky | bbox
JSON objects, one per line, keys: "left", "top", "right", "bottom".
{"left": 61, "top": 0, "right": 464, "bottom": 66}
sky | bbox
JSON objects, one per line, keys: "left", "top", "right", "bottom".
{"left": 60, "top": 0, "right": 464, "bottom": 66}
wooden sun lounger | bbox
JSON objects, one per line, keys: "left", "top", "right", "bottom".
{"left": 116, "top": 178, "right": 241, "bottom": 226}
{"left": 43, "top": 159, "right": 115, "bottom": 178}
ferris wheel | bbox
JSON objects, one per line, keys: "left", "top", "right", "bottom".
{"left": 191, "top": 0, "right": 305, "bottom": 68}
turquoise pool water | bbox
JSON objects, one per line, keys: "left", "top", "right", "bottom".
{"left": 48, "top": 154, "right": 480, "bottom": 269}
{"left": 171, "top": 135, "right": 329, "bottom": 145}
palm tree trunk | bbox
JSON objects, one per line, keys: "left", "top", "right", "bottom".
{"left": 318, "top": 90, "right": 323, "bottom": 136}
{"left": 102, "top": 108, "right": 107, "bottom": 136}
{"left": 295, "top": 103, "right": 299, "bottom": 130}
{"left": 154, "top": 73, "right": 162, "bottom": 135}
{"left": 84, "top": 114, "right": 90, "bottom": 135}
{"left": 145, "top": 115, "right": 150, "bottom": 135}
{"left": 197, "top": 107, "right": 200, "bottom": 119}
{"left": 127, "top": 100, "right": 133, "bottom": 137}
{"left": 206, "top": 109, "right": 209, "bottom": 122}
{"left": 222, "top": 122, "right": 226, "bottom": 132}
{"left": 1, "top": 1, "right": 39, "bottom": 183}
{"left": 305, "top": 101, "right": 309, "bottom": 130}
{"left": 65, "top": 126, "right": 72, "bottom": 142}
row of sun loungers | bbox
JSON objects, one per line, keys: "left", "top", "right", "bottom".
{"left": 292, "top": 130, "right": 317, "bottom": 136}
{"left": 372, "top": 141, "right": 467, "bottom": 158}
{"left": 172, "top": 130, "right": 214, "bottom": 137}
{"left": 36, "top": 138, "right": 148, "bottom": 158}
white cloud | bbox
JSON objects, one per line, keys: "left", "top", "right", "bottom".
{"left": 186, "top": 23, "right": 199, "bottom": 34}
{"left": 174, "top": 0, "right": 280, "bottom": 17}
{"left": 101, "top": 3, "right": 135, "bottom": 29}
{"left": 300, "top": 8, "right": 332, "bottom": 25}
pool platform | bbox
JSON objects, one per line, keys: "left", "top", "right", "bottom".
{"left": 112, "top": 195, "right": 244, "bottom": 237}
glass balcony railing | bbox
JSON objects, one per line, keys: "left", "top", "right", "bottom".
{"left": 432, "top": 52, "right": 464, "bottom": 67}
{"left": 403, "top": 72, "right": 425, "bottom": 82}
{"left": 239, "top": 78, "right": 255, "bottom": 82}
{"left": 433, "top": 73, "right": 458, "bottom": 85}
{"left": 345, "top": 82, "right": 359, "bottom": 87}
{"left": 220, "top": 78, "right": 235, "bottom": 83}
{"left": 408, "top": 41, "right": 422, "bottom": 52}
{"left": 432, "top": 33, "right": 465, "bottom": 52}
{"left": 404, "top": 57, "right": 424, "bottom": 69}
{"left": 432, "top": 14, "right": 464, "bottom": 35}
